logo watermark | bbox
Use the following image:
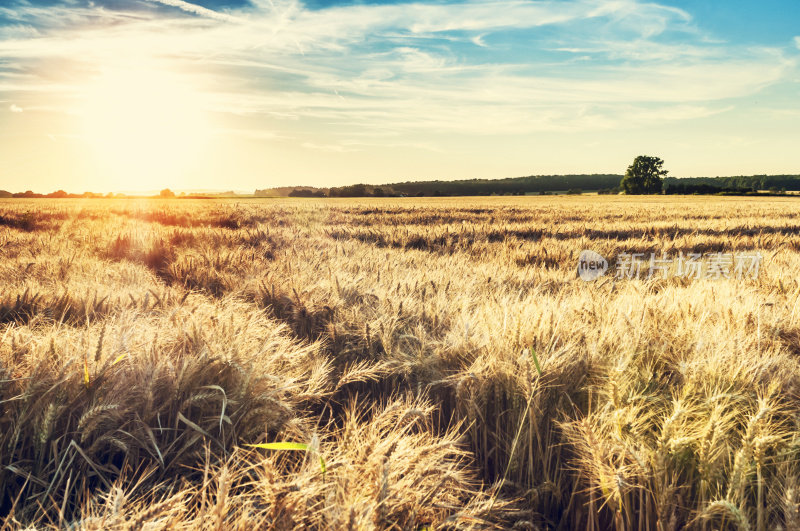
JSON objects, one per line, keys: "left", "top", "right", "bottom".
{"left": 577, "top": 250, "right": 763, "bottom": 281}
{"left": 577, "top": 249, "right": 609, "bottom": 281}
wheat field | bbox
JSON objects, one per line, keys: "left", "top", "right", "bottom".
{"left": 2, "top": 196, "right": 800, "bottom": 529}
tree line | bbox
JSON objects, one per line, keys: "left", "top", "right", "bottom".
{"left": 620, "top": 156, "right": 797, "bottom": 195}
{"left": 0, "top": 190, "right": 111, "bottom": 198}
{"left": 0, "top": 189, "right": 230, "bottom": 199}
{"left": 4, "top": 163, "right": 799, "bottom": 199}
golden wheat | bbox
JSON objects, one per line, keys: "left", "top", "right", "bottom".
{"left": 2, "top": 195, "right": 800, "bottom": 529}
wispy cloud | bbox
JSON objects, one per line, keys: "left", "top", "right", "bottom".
{"left": 0, "top": 0, "right": 797, "bottom": 166}
{"left": 143, "top": 0, "right": 243, "bottom": 23}
{"left": 9, "top": 103, "right": 23, "bottom": 112}
{"left": 470, "top": 34, "right": 487, "bottom": 47}
{"left": 301, "top": 141, "right": 359, "bottom": 153}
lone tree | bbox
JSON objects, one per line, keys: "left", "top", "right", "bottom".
{"left": 621, "top": 155, "right": 667, "bottom": 194}
{"left": 159, "top": 188, "right": 175, "bottom": 198}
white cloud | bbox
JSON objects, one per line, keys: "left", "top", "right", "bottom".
{"left": 0, "top": 0, "right": 692, "bottom": 59}
{"left": 0, "top": 0, "right": 795, "bottom": 140}
{"left": 471, "top": 34, "right": 487, "bottom": 48}
{"left": 143, "top": 0, "right": 243, "bottom": 23}
{"left": 9, "top": 104, "right": 22, "bottom": 112}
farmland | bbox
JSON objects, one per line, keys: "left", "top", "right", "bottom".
{"left": 2, "top": 196, "right": 800, "bottom": 529}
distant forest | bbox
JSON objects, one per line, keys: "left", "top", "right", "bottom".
{"left": 256, "top": 174, "right": 624, "bottom": 197}
{"left": 662, "top": 175, "right": 800, "bottom": 195}
{"left": 385, "top": 174, "right": 621, "bottom": 196}
{"left": 4, "top": 174, "right": 800, "bottom": 199}
{"left": 256, "top": 174, "right": 800, "bottom": 198}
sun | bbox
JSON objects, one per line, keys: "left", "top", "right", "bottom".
{"left": 80, "top": 63, "right": 210, "bottom": 192}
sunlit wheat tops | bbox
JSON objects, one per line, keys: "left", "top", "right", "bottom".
{"left": 2, "top": 195, "right": 800, "bottom": 529}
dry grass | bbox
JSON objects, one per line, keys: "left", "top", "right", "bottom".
{"left": 2, "top": 195, "right": 800, "bottom": 529}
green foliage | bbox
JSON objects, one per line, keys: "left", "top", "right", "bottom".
{"left": 620, "top": 155, "right": 667, "bottom": 194}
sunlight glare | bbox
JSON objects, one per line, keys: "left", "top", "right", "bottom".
{"left": 80, "top": 63, "right": 210, "bottom": 192}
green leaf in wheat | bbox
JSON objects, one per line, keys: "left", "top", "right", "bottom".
{"left": 530, "top": 346, "right": 542, "bottom": 376}
{"left": 246, "top": 442, "right": 327, "bottom": 477}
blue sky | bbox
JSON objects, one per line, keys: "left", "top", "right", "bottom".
{"left": 0, "top": 0, "right": 798, "bottom": 192}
